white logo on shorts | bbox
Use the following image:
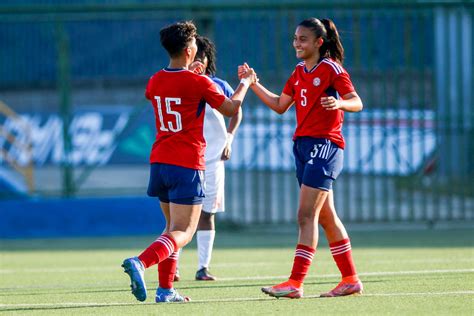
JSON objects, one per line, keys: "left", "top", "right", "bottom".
{"left": 313, "top": 77, "right": 321, "bottom": 86}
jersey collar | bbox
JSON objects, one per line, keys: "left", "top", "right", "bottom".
{"left": 163, "top": 67, "right": 188, "bottom": 72}
{"left": 303, "top": 57, "right": 326, "bottom": 73}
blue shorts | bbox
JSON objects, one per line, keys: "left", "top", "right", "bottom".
{"left": 147, "top": 163, "right": 205, "bottom": 205}
{"left": 293, "top": 137, "right": 344, "bottom": 191}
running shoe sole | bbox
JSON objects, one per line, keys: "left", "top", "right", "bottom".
{"left": 122, "top": 258, "right": 147, "bottom": 302}
{"left": 261, "top": 287, "right": 303, "bottom": 299}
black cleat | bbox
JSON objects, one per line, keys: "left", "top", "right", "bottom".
{"left": 195, "top": 267, "right": 216, "bottom": 281}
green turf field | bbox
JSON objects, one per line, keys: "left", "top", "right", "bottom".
{"left": 1, "top": 227, "right": 473, "bottom": 315}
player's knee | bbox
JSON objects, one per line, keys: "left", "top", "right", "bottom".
{"left": 184, "top": 233, "right": 194, "bottom": 245}
{"left": 180, "top": 228, "right": 197, "bottom": 245}
{"left": 321, "top": 215, "right": 345, "bottom": 235}
{"left": 198, "top": 211, "right": 214, "bottom": 230}
{"left": 319, "top": 212, "right": 336, "bottom": 229}
{"left": 200, "top": 210, "right": 213, "bottom": 221}
{"left": 297, "top": 210, "right": 316, "bottom": 227}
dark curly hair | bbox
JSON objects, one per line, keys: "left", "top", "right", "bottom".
{"left": 159, "top": 21, "right": 197, "bottom": 58}
{"left": 195, "top": 36, "right": 217, "bottom": 76}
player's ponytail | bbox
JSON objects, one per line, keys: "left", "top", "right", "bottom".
{"left": 298, "top": 18, "right": 345, "bottom": 65}
{"left": 320, "top": 18, "right": 344, "bottom": 65}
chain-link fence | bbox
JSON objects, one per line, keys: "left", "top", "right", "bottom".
{"left": 1, "top": 1, "right": 472, "bottom": 223}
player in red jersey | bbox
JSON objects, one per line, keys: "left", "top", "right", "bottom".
{"left": 122, "top": 21, "right": 256, "bottom": 303}
{"left": 239, "top": 18, "right": 364, "bottom": 298}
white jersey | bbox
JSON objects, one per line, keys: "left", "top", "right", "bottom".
{"left": 204, "top": 105, "right": 227, "bottom": 165}
{"left": 204, "top": 76, "right": 234, "bottom": 166}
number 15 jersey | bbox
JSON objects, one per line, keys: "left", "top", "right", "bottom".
{"left": 145, "top": 68, "right": 226, "bottom": 170}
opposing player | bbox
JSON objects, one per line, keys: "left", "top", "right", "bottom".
{"left": 174, "top": 36, "right": 242, "bottom": 281}
{"left": 239, "top": 18, "right": 364, "bottom": 298}
{"left": 121, "top": 21, "right": 256, "bottom": 303}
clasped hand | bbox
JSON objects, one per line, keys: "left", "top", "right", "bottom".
{"left": 238, "top": 63, "right": 258, "bottom": 85}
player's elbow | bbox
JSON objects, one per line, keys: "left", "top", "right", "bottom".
{"left": 275, "top": 107, "right": 287, "bottom": 115}
{"left": 344, "top": 93, "right": 363, "bottom": 112}
{"left": 219, "top": 99, "right": 241, "bottom": 117}
{"left": 273, "top": 97, "right": 291, "bottom": 115}
{"left": 355, "top": 99, "right": 364, "bottom": 112}
{"left": 226, "top": 100, "right": 241, "bottom": 117}
{"left": 274, "top": 103, "right": 290, "bottom": 115}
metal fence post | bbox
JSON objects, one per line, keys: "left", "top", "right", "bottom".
{"left": 55, "top": 21, "right": 74, "bottom": 197}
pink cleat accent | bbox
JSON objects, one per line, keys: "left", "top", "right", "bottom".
{"left": 320, "top": 280, "right": 363, "bottom": 297}
{"left": 261, "top": 281, "right": 303, "bottom": 299}
{"left": 195, "top": 267, "right": 216, "bottom": 281}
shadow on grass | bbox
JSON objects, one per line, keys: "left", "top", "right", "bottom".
{"left": 0, "top": 279, "right": 384, "bottom": 297}
{"left": 0, "top": 280, "right": 381, "bottom": 312}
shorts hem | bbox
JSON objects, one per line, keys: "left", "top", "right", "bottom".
{"left": 315, "top": 186, "right": 330, "bottom": 192}
{"left": 170, "top": 199, "right": 203, "bottom": 205}
{"left": 201, "top": 208, "right": 225, "bottom": 214}
{"left": 302, "top": 182, "right": 331, "bottom": 192}
{"left": 159, "top": 196, "right": 204, "bottom": 205}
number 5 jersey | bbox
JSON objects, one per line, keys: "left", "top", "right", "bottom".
{"left": 282, "top": 58, "right": 355, "bottom": 149}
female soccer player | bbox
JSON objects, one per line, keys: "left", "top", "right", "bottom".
{"left": 239, "top": 18, "right": 363, "bottom": 298}
{"left": 122, "top": 21, "right": 256, "bottom": 303}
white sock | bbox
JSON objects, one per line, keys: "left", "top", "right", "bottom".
{"left": 197, "top": 230, "right": 215, "bottom": 270}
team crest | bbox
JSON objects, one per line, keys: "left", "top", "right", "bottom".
{"left": 313, "top": 77, "right": 321, "bottom": 86}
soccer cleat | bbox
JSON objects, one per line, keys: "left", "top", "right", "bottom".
{"left": 320, "top": 280, "right": 363, "bottom": 297}
{"left": 173, "top": 268, "right": 180, "bottom": 282}
{"left": 122, "top": 257, "right": 147, "bottom": 302}
{"left": 261, "top": 281, "right": 303, "bottom": 299}
{"left": 155, "top": 287, "right": 190, "bottom": 303}
{"left": 195, "top": 267, "right": 216, "bottom": 281}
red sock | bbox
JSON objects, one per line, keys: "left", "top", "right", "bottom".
{"left": 289, "top": 244, "right": 315, "bottom": 286}
{"left": 329, "top": 238, "right": 358, "bottom": 280}
{"left": 138, "top": 234, "right": 177, "bottom": 268}
{"left": 158, "top": 250, "right": 179, "bottom": 289}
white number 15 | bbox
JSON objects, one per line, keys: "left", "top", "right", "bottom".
{"left": 154, "top": 96, "right": 182, "bottom": 132}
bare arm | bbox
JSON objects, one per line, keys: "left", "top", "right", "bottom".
{"left": 227, "top": 106, "right": 242, "bottom": 135}
{"left": 216, "top": 83, "right": 247, "bottom": 117}
{"left": 250, "top": 82, "right": 294, "bottom": 114}
{"left": 321, "top": 92, "right": 363, "bottom": 112}
{"left": 238, "top": 63, "right": 293, "bottom": 114}
{"left": 216, "top": 70, "right": 256, "bottom": 117}
{"left": 221, "top": 106, "right": 242, "bottom": 160}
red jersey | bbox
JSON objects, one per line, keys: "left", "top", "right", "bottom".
{"left": 145, "top": 68, "right": 226, "bottom": 170}
{"left": 282, "top": 58, "right": 355, "bottom": 149}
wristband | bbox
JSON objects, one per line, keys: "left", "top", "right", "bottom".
{"left": 226, "top": 133, "right": 234, "bottom": 146}
{"left": 240, "top": 77, "right": 250, "bottom": 88}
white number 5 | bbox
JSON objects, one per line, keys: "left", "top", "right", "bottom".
{"left": 155, "top": 96, "right": 182, "bottom": 132}
{"left": 300, "top": 89, "right": 307, "bottom": 107}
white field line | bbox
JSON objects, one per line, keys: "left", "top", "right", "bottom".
{"left": 0, "top": 291, "right": 473, "bottom": 309}
{"left": 0, "top": 269, "right": 472, "bottom": 291}
{"left": 218, "top": 268, "right": 474, "bottom": 281}
{"left": 1, "top": 258, "right": 473, "bottom": 274}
